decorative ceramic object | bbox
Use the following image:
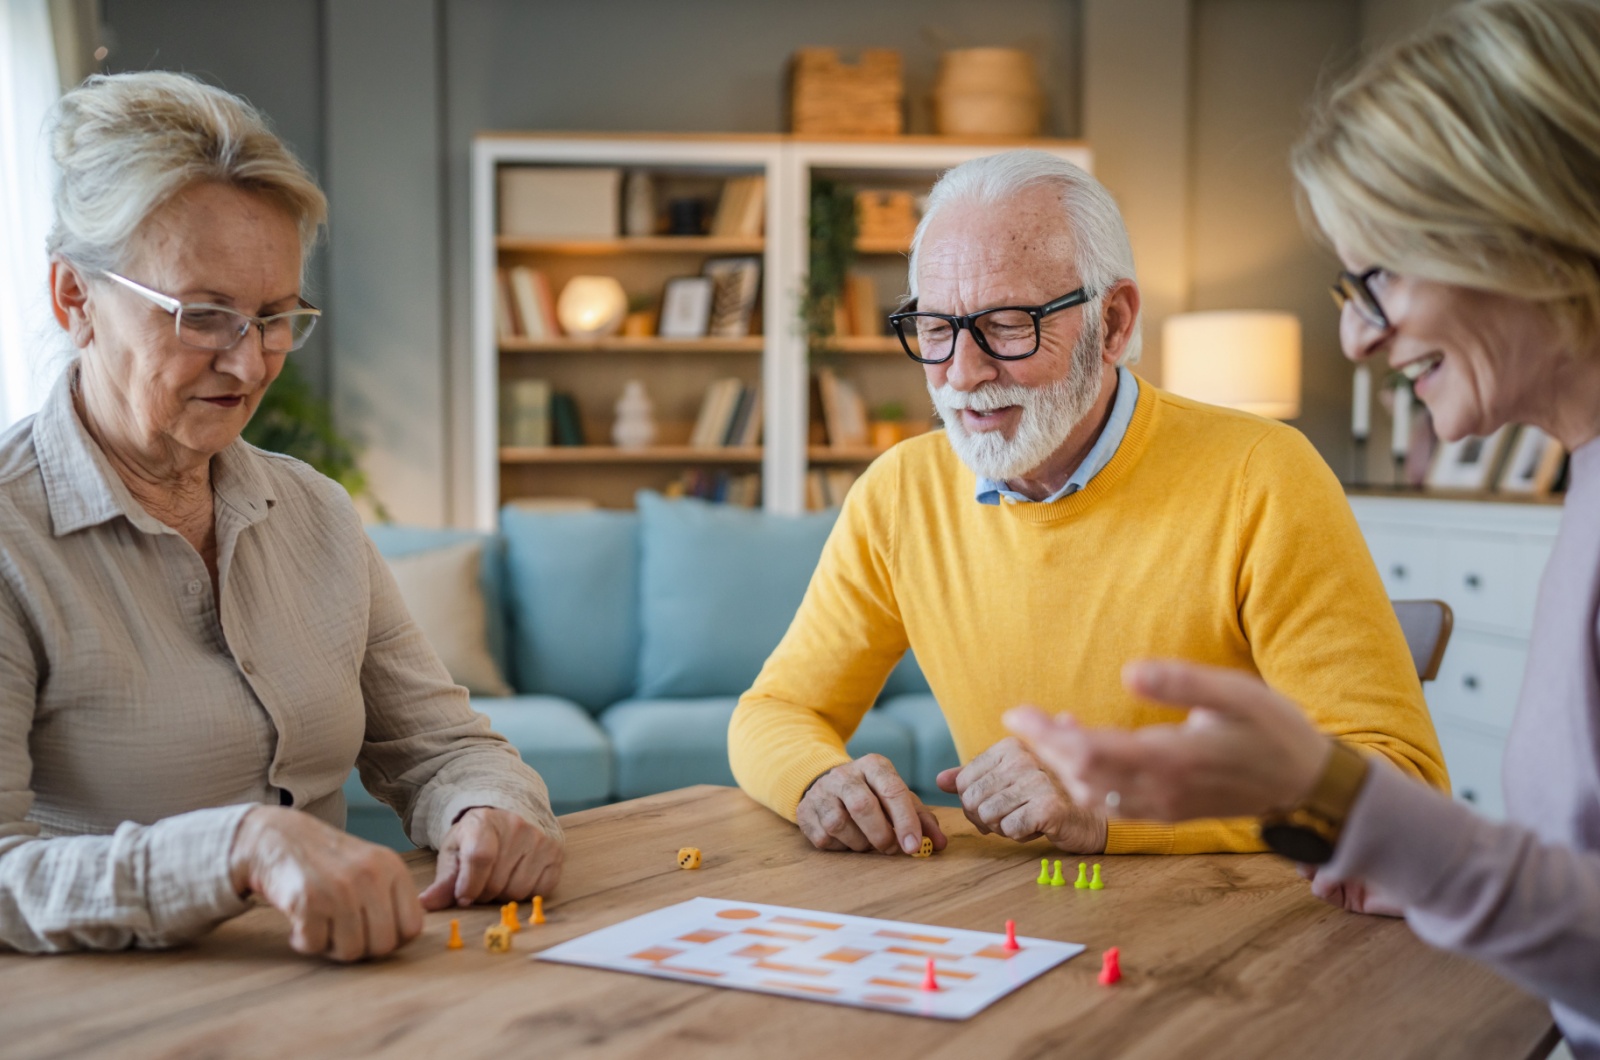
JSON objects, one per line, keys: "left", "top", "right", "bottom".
{"left": 556, "top": 275, "right": 628, "bottom": 338}
{"left": 612, "top": 380, "right": 656, "bottom": 449}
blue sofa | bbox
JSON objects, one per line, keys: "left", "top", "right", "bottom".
{"left": 347, "top": 491, "right": 959, "bottom": 849}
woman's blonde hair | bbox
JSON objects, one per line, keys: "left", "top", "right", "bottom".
{"left": 1293, "top": 0, "right": 1600, "bottom": 343}
{"left": 46, "top": 71, "right": 327, "bottom": 276}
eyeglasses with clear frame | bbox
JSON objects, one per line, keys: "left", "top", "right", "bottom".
{"left": 1329, "top": 267, "right": 1391, "bottom": 331}
{"left": 101, "top": 271, "right": 322, "bottom": 353}
{"left": 888, "top": 287, "right": 1094, "bottom": 364}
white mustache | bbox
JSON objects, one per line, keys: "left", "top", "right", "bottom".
{"left": 929, "top": 382, "right": 1032, "bottom": 413}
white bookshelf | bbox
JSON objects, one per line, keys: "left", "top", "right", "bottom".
{"left": 470, "top": 134, "right": 1091, "bottom": 526}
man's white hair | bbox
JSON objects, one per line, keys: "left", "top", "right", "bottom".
{"left": 908, "top": 149, "right": 1142, "bottom": 365}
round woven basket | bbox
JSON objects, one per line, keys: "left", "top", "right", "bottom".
{"left": 933, "top": 48, "right": 1042, "bottom": 137}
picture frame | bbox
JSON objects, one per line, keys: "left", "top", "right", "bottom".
{"left": 657, "top": 276, "right": 714, "bottom": 339}
{"left": 1425, "top": 425, "right": 1513, "bottom": 490}
{"left": 702, "top": 256, "right": 762, "bottom": 338}
{"left": 1495, "top": 425, "right": 1566, "bottom": 495}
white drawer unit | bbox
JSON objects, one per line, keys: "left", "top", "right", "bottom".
{"left": 1349, "top": 493, "right": 1561, "bottom": 824}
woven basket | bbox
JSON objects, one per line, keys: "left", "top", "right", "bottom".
{"left": 933, "top": 48, "right": 1042, "bottom": 137}
{"left": 790, "top": 48, "right": 904, "bottom": 137}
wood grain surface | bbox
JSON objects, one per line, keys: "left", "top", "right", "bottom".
{"left": 0, "top": 786, "right": 1558, "bottom": 1060}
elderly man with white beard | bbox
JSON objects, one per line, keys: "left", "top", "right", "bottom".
{"left": 728, "top": 150, "right": 1448, "bottom": 858}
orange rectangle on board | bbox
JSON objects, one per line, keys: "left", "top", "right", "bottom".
{"left": 630, "top": 946, "right": 683, "bottom": 963}
{"left": 733, "top": 944, "right": 785, "bottom": 960}
{"left": 973, "top": 945, "right": 1020, "bottom": 960}
{"left": 874, "top": 929, "right": 952, "bottom": 945}
{"left": 755, "top": 959, "right": 833, "bottom": 978}
{"left": 868, "top": 977, "right": 920, "bottom": 990}
{"left": 763, "top": 980, "right": 841, "bottom": 996}
{"left": 897, "top": 963, "right": 974, "bottom": 980}
{"left": 885, "top": 945, "right": 961, "bottom": 961}
{"left": 671, "top": 967, "right": 726, "bottom": 979}
{"left": 741, "top": 927, "right": 813, "bottom": 941}
{"left": 677, "top": 929, "right": 729, "bottom": 945}
{"left": 821, "top": 947, "right": 872, "bottom": 964}
{"left": 771, "top": 915, "right": 844, "bottom": 931}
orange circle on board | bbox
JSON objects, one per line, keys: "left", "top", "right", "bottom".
{"left": 715, "top": 909, "right": 761, "bottom": 920}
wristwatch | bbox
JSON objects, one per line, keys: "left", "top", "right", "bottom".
{"left": 1258, "top": 740, "right": 1370, "bottom": 864}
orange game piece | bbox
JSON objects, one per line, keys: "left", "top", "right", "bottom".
{"left": 1003, "top": 920, "right": 1019, "bottom": 952}
{"left": 503, "top": 901, "right": 522, "bottom": 933}
{"left": 529, "top": 895, "right": 546, "bottom": 926}
{"left": 921, "top": 957, "right": 939, "bottom": 992}
{"left": 446, "top": 918, "right": 463, "bottom": 950}
{"left": 1099, "top": 946, "right": 1121, "bottom": 985}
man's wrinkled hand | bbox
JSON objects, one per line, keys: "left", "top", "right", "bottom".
{"left": 797, "top": 754, "right": 948, "bottom": 855}
{"left": 936, "top": 737, "right": 1106, "bottom": 853}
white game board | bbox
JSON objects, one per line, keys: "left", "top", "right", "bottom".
{"left": 535, "top": 896, "right": 1085, "bottom": 1020}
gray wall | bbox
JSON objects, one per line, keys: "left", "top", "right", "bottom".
{"left": 99, "top": 0, "right": 1455, "bottom": 526}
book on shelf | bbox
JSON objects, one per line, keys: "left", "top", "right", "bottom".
{"left": 501, "top": 378, "right": 551, "bottom": 448}
{"left": 722, "top": 383, "right": 763, "bottom": 447}
{"left": 506, "top": 266, "right": 558, "bottom": 339}
{"left": 666, "top": 469, "right": 762, "bottom": 507}
{"left": 498, "top": 166, "right": 621, "bottom": 239}
{"left": 690, "top": 377, "right": 756, "bottom": 449}
{"left": 703, "top": 256, "right": 762, "bottom": 338}
{"left": 815, "top": 367, "right": 869, "bottom": 447}
{"left": 805, "top": 467, "right": 861, "bottom": 510}
{"left": 709, "top": 175, "right": 766, "bottom": 238}
{"left": 827, "top": 272, "right": 883, "bottom": 338}
{"left": 550, "top": 391, "right": 586, "bottom": 446}
{"left": 495, "top": 268, "right": 522, "bottom": 341}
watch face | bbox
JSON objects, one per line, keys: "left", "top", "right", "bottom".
{"left": 1260, "top": 822, "right": 1335, "bottom": 864}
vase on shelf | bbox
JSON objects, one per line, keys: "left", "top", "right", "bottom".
{"left": 612, "top": 380, "right": 656, "bottom": 449}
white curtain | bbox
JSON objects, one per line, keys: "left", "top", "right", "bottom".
{"left": 0, "top": 0, "right": 61, "bottom": 430}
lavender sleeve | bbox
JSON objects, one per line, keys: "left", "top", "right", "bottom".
{"left": 1324, "top": 761, "right": 1600, "bottom": 1019}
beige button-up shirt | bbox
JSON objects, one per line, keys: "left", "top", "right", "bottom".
{"left": 0, "top": 367, "right": 559, "bottom": 953}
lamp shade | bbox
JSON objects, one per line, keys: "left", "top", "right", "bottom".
{"left": 1162, "top": 311, "right": 1302, "bottom": 419}
{"left": 556, "top": 275, "right": 628, "bottom": 338}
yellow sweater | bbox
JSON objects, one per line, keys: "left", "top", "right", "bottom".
{"left": 728, "top": 382, "right": 1448, "bottom": 854}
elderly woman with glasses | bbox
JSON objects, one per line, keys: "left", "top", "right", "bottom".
{"left": 1009, "top": 0, "right": 1600, "bottom": 1051}
{"left": 0, "top": 71, "right": 563, "bottom": 962}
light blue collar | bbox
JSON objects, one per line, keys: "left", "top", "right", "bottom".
{"left": 975, "top": 366, "right": 1139, "bottom": 506}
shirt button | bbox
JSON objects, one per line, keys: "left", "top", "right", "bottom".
{"left": 187, "top": 580, "right": 203, "bottom": 595}
{"left": 241, "top": 661, "right": 255, "bottom": 676}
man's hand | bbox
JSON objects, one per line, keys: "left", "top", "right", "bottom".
{"left": 418, "top": 807, "right": 564, "bottom": 911}
{"left": 229, "top": 806, "right": 424, "bottom": 962}
{"left": 935, "top": 737, "right": 1107, "bottom": 853}
{"left": 797, "top": 754, "right": 948, "bottom": 855}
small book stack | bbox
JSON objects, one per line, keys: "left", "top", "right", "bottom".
{"left": 500, "top": 381, "right": 585, "bottom": 448}
{"left": 805, "top": 468, "right": 860, "bottom": 510}
{"left": 831, "top": 272, "right": 884, "bottom": 338}
{"left": 815, "top": 368, "right": 868, "bottom": 448}
{"left": 497, "top": 266, "right": 560, "bottom": 341}
{"left": 667, "top": 469, "right": 762, "bottom": 507}
{"left": 689, "top": 378, "right": 764, "bottom": 449}
{"left": 710, "top": 175, "right": 766, "bottom": 239}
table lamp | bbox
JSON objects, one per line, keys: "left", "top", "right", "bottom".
{"left": 1161, "top": 311, "right": 1302, "bottom": 419}
{"left": 557, "top": 275, "right": 628, "bottom": 338}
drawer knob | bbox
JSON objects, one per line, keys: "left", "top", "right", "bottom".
{"left": 1464, "top": 573, "right": 1482, "bottom": 589}
{"left": 1391, "top": 564, "right": 1408, "bottom": 580}
{"left": 1463, "top": 674, "right": 1479, "bottom": 691}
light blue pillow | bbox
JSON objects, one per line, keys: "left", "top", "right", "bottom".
{"left": 500, "top": 506, "right": 639, "bottom": 712}
{"left": 634, "top": 491, "right": 838, "bottom": 698}
{"left": 365, "top": 525, "right": 508, "bottom": 680}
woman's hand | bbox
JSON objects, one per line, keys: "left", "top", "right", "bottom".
{"left": 1003, "top": 660, "right": 1332, "bottom": 821}
{"left": 418, "top": 807, "right": 563, "bottom": 911}
{"left": 228, "top": 806, "right": 424, "bottom": 962}
{"left": 1300, "top": 864, "right": 1406, "bottom": 918}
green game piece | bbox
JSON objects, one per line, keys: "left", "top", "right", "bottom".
{"left": 1074, "top": 862, "right": 1090, "bottom": 889}
{"left": 1035, "top": 857, "right": 1050, "bottom": 885}
{"left": 1049, "top": 859, "right": 1066, "bottom": 886}
{"left": 1089, "top": 863, "right": 1104, "bottom": 890}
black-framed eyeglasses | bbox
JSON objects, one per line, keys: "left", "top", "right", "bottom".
{"left": 888, "top": 287, "right": 1094, "bottom": 364}
{"left": 101, "top": 271, "right": 322, "bottom": 353}
{"left": 1330, "top": 267, "right": 1391, "bottom": 331}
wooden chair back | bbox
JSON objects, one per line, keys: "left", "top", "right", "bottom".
{"left": 1392, "top": 599, "right": 1454, "bottom": 682}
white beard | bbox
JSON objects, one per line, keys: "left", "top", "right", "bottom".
{"left": 928, "top": 314, "right": 1106, "bottom": 482}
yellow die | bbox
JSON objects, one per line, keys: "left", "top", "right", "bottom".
{"left": 484, "top": 924, "right": 513, "bottom": 953}
{"left": 911, "top": 836, "right": 933, "bottom": 858}
{"left": 677, "top": 847, "right": 702, "bottom": 870}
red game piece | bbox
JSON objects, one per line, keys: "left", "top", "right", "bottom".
{"left": 1003, "top": 920, "right": 1019, "bottom": 952}
{"left": 921, "top": 957, "right": 939, "bottom": 991}
{"left": 1098, "top": 947, "right": 1121, "bottom": 985}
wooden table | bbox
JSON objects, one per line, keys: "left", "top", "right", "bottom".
{"left": 0, "top": 786, "right": 1558, "bottom": 1059}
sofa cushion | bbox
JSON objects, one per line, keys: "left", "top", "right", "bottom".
{"left": 365, "top": 525, "right": 509, "bottom": 681}
{"left": 878, "top": 694, "right": 961, "bottom": 806}
{"left": 601, "top": 696, "right": 916, "bottom": 801}
{"left": 342, "top": 694, "right": 612, "bottom": 849}
{"left": 634, "top": 491, "right": 838, "bottom": 699}
{"left": 501, "top": 506, "right": 639, "bottom": 712}
{"left": 383, "top": 540, "right": 513, "bottom": 696}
